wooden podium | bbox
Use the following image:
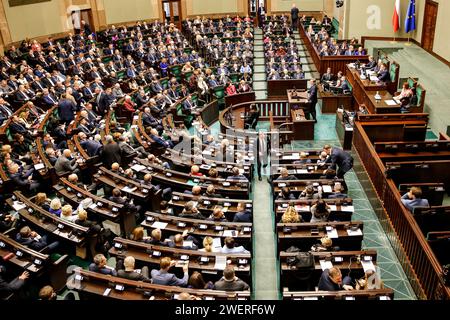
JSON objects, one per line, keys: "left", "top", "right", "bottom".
{"left": 291, "top": 109, "right": 315, "bottom": 140}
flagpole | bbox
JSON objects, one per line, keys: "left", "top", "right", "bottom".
{"left": 405, "top": 35, "right": 412, "bottom": 46}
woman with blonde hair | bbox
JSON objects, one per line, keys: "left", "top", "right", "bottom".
{"left": 199, "top": 236, "right": 220, "bottom": 252}
{"left": 49, "top": 198, "right": 62, "bottom": 217}
{"left": 281, "top": 206, "right": 302, "bottom": 223}
{"left": 60, "top": 204, "right": 76, "bottom": 221}
{"left": 35, "top": 193, "right": 50, "bottom": 211}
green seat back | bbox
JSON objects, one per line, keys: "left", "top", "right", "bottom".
{"left": 214, "top": 86, "right": 225, "bottom": 99}
{"left": 408, "top": 78, "right": 415, "bottom": 89}
{"left": 160, "top": 78, "right": 169, "bottom": 89}
{"left": 390, "top": 64, "right": 398, "bottom": 84}
{"left": 183, "top": 71, "right": 193, "bottom": 82}
{"left": 415, "top": 86, "right": 423, "bottom": 106}
{"left": 345, "top": 80, "right": 352, "bottom": 92}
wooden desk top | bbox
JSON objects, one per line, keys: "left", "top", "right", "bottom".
{"left": 109, "top": 238, "right": 251, "bottom": 273}
{"left": 69, "top": 268, "right": 251, "bottom": 300}
{"left": 142, "top": 212, "right": 252, "bottom": 240}
{"left": 346, "top": 65, "right": 387, "bottom": 91}
{"left": 367, "top": 90, "right": 400, "bottom": 109}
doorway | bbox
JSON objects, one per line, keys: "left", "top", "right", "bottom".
{"left": 421, "top": 0, "right": 438, "bottom": 52}
{"left": 162, "top": 0, "right": 182, "bottom": 30}
{"left": 71, "top": 9, "right": 95, "bottom": 34}
{"left": 249, "top": 0, "right": 267, "bottom": 27}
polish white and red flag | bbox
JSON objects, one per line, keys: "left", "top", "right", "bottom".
{"left": 392, "top": 0, "right": 401, "bottom": 32}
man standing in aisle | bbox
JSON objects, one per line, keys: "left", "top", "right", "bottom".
{"left": 307, "top": 79, "right": 318, "bottom": 122}
{"left": 291, "top": 3, "right": 300, "bottom": 30}
{"left": 256, "top": 131, "right": 270, "bottom": 181}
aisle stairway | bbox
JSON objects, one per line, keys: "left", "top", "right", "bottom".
{"left": 253, "top": 28, "right": 267, "bottom": 100}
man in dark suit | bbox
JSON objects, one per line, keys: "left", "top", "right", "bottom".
{"left": 377, "top": 63, "right": 390, "bottom": 83}
{"left": 256, "top": 131, "right": 270, "bottom": 181}
{"left": 0, "top": 97, "right": 13, "bottom": 125}
{"left": 363, "top": 55, "right": 377, "bottom": 71}
{"left": 78, "top": 132, "right": 103, "bottom": 157}
{"left": 15, "top": 226, "right": 59, "bottom": 252}
{"left": 58, "top": 94, "right": 77, "bottom": 125}
{"left": 214, "top": 266, "right": 250, "bottom": 291}
{"left": 291, "top": 3, "right": 299, "bottom": 30}
{"left": 318, "top": 267, "right": 353, "bottom": 291}
{"left": 8, "top": 162, "right": 40, "bottom": 192}
{"left": 117, "top": 256, "right": 151, "bottom": 282}
{"left": 233, "top": 202, "right": 252, "bottom": 222}
{"left": 0, "top": 265, "right": 29, "bottom": 298}
{"left": 323, "top": 145, "right": 354, "bottom": 179}
{"left": 102, "top": 135, "right": 122, "bottom": 168}
{"left": 244, "top": 104, "right": 259, "bottom": 129}
{"left": 321, "top": 67, "right": 334, "bottom": 83}
{"left": 307, "top": 79, "right": 318, "bottom": 122}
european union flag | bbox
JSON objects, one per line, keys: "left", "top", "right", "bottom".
{"left": 405, "top": 0, "right": 416, "bottom": 33}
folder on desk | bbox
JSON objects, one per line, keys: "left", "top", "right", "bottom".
{"left": 385, "top": 99, "right": 398, "bottom": 106}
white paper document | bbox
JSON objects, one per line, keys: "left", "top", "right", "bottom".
{"left": 328, "top": 205, "right": 337, "bottom": 211}
{"left": 122, "top": 186, "right": 137, "bottom": 193}
{"left": 182, "top": 240, "right": 193, "bottom": 248}
{"left": 369, "top": 75, "right": 379, "bottom": 81}
{"left": 130, "top": 164, "right": 146, "bottom": 172}
{"left": 295, "top": 205, "right": 310, "bottom": 212}
{"left": 222, "top": 230, "right": 237, "bottom": 237}
{"left": 296, "top": 169, "right": 308, "bottom": 174}
{"left": 341, "top": 205, "right": 354, "bottom": 212}
{"left": 322, "top": 185, "right": 332, "bottom": 193}
{"left": 34, "top": 163, "right": 45, "bottom": 170}
{"left": 212, "top": 237, "right": 222, "bottom": 249}
{"left": 384, "top": 99, "right": 398, "bottom": 106}
{"left": 319, "top": 260, "right": 333, "bottom": 271}
{"left": 326, "top": 228, "right": 339, "bottom": 239}
{"left": 361, "top": 260, "right": 376, "bottom": 273}
{"left": 151, "top": 221, "right": 168, "bottom": 229}
{"left": 12, "top": 201, "right": 26, "bottom": 211}
{"left": 347, "top": 228, "right": 363, "bottom": 236}
{"left": 214, "top": 255, "right": 227, "bottom": 270}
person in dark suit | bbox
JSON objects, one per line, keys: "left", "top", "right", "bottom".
{"left": 291, "top": 3, "right": 299, "bottom": 30}
{"left": 323, "top": 145, "right": 354, "bottom": 179}
{"left": 233, "top": 203, "right": 252, "bottom": 222}
{"left": 318, "top": 267, "right": 353, "bottom": 291}
{"left": 101, "top": 135, "right": 122, "bottom": 168}
{"left": 244, "top": 104, "right": 259, "bottom": 129}
{"left": 89, "top": 254, "right": 117, "bottom": 276}
{"left": 149, "top": 129, "right": 174, "bottom": 149}
{"left": 214, "top": 266, "right": 250, "bottom": 291}
{"left": 307, "top": 79, "right": 318, "bottom": 122}
{"left": 58, "top": 94, "right": 77, "bottom": 125}
{"left": 257, "top": 5, "right": 266, "bottom": 28}
{"left": 117, "top": 256, "right": 151, "bottom": 282}
{"left": 363, "top": 56, "right": 377, "bottom": 71}
{"left": 15, "top": 226, "right": 59, "bottom": 252}
{"left": 55, "top": 149, "right": 81, "bottom": 176}
{"left": 8, "top": 162, "right": 40, "bottom": 192}
{"left": 256, "top": 131, "right": 270, "bottom": 181}
{"left": 321, "top": 67, "right": 334, "bottom": 83}
{"left": 377, "top": 64, "right": 390, "bottom": 83}
{"left": 0, "top": 265, "right": 29, "bottom": 298}
{"left": 151, "top": 257, "right": 189, "bottom": 286}
{"left": 78, "top": 132, "right": 103, "bottom": 157}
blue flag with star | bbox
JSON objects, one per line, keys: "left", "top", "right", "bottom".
{"left": 405, "top": 0, "right": 416, "bottom": 33}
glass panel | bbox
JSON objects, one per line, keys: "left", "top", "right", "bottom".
{"left": 172, "top": 2, "right": 180, "bottom": 22}
{"left": 250, "top": 0, "right": 256, "bottom": 13}
{"left": 163, "top": 2, "right": 171, "bottom": 22}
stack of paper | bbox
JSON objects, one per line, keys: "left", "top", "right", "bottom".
{"left": 12, "top": 201, "right": 26, "bottom": 211}
{"left": 370, "top": 75, "right": 379, "bottom": 82}
{"left": 326, "top": 228, "right": 339, "bottom": 239}
{"left": 322, "top": 185, "right": 333, "bottom": 193}
{"left": 361, "top": 260, "right": 376, "bottom": 272}
{"left": 385, "top": 99, "right": 398, "bottom": 106}
{"left": 295, "top": 205, "right": 310, "bottom": 212}
{"left": 214, "top": 256, "right": 227, "bottom": 270}
{"left": 122, "top": 186, "right": 137, "bottom": 193}
{"left": 341, "top": 205, "right": 354, "bottom": 212}
{"left": 130, "top": 164, "right": 146, "bottom": 172}
{"left": 347, "top": 228, "right": 363, "bottom": 236}
{"left": 296, "top": 169, "right": 308, "bottom": 174}
{"left": 319, "top": 260, "right": 333, "bottom": 271}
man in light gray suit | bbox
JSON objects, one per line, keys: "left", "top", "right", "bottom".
{"left": 54, "top": 149, "right": 81, "bottom": 176}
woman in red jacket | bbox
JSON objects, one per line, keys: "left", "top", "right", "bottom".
{"left": 225, "top": 82, "right": 237, "bottom": 96}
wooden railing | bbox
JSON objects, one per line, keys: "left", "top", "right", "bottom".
{"left": 353, "top": 121, "right": 450, "bottom": 300}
